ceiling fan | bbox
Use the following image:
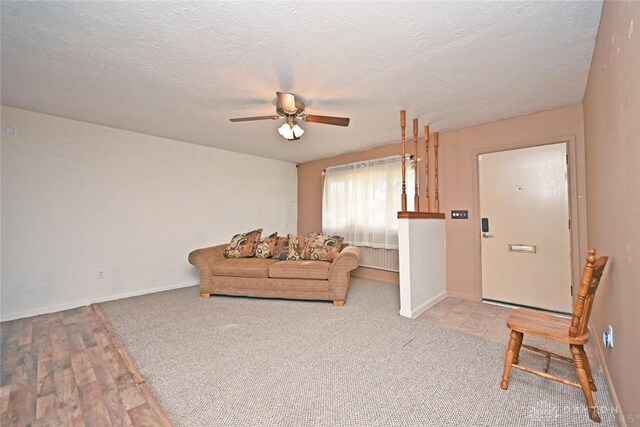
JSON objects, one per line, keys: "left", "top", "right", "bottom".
{"left": 229, "top": 92, "right": 350, "bottom": 141}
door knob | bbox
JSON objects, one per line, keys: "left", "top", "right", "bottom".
{"left": 482, "top": 233, "right": 495, "bottom": 238}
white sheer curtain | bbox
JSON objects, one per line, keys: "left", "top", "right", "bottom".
{"left": 322, "top": 156, "right": 414, "bottom": 250}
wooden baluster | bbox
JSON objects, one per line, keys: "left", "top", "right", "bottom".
{"left": 434, "top": 131, "right": 440, "bottom": 213}
{"left": 424, "top": 125, "right": 430, "bottom": 213}
{"left": 400, "top": 110, "right": 407, "bottom": 212}
{"left": 413, "top": 118, "right": 420, "bottom": 212}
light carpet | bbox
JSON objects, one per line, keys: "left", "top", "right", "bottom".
{"left": 99, "top": 279, "right": 618, "bottom": 426}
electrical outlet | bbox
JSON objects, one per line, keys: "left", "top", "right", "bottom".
{"left": 603, "top": 325, "right": 614, "bottom": 348}
{"left": 97, "top": 271, "right": 105, "bottom": 280}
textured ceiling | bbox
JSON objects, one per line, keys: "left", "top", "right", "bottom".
{"left": 1, "top": 1, "right": 602, "bottom": 163}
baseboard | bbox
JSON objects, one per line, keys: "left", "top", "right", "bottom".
{"left": 592, "top": 323, "right": 627, "bottom": 427}
{"left": 446, "top": 289, "right": 478, "bottom": 301}
{"left": 0, "top": 282, "right": 198, "bottom": 322}
{"left": 399, "top": 290, "right": 447, "bottom": 319}
{"left": 352, "top": 267, "right": 399, "bottom": 285}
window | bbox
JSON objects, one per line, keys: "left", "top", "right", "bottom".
{"left": 322, "top": 156, "right": 414, "bottom": 250}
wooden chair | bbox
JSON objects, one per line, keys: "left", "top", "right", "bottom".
{"left": 500, "top": 248, "right": 609, "bottom": 422}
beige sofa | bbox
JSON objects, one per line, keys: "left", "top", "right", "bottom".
{"left": 188, "top": 244, "right": 360, "bottom": 306}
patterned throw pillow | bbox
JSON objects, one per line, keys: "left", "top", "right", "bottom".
{"left": 255, "top": 232, "right": 278, "bottom": 258}
{"left": 273, "top": 236, "right": 290, "bottom": 260}
{"left": 303, "top": 232, "right": 345, "bottom": 261}
{"left": 223, "top": 228, "right": 263, "bottom": 258}
{"left": 286, "top": 234, "right": 306, "bottom": 260}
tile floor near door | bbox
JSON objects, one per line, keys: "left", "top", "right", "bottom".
{"left": 416, "top": 297, "right": 600, "bottom": 371}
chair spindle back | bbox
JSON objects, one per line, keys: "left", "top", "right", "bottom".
{"left": 569, "top": 248, "right": 609, "bottom": 338}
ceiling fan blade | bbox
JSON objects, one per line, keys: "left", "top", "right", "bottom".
{"left": 303, "top": 115, "right": 351, "bottom": 127}
{"left": 229, "top": 115, "right": 280, "bottom": 122}
{"left": 276, "top": 92, "right": 297, "bottom": 114}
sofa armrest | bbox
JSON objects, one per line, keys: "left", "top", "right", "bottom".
{"left": 188, "top": 244, "right": 227, "bottom": 291}
{"left": 330, "top": 246, "right": 360, "bottom": 272}
{"left": 328, "top": 245, "right": 361, "bottom": 301}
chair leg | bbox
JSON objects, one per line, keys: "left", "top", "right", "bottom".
{"left": 501, "top": 330, "right": 522, "bottom": 390}
{"left": 571, "top": 345, "right": 601, "bottom": 423}
{"left": 513, "top": 332, "right": 523, "bottom": 365}
{"left": 578, "top": 345, "right": 597, "bottom": 391}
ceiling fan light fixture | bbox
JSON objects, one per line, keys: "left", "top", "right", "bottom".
{"left": 278, "top": 122, "right": 294, "bottom": 140}
{"left": 291, "top": 123, "right": 305, "bottom": 138}
{"left": 278, "top": 120, "right": 304, "bottom": 140}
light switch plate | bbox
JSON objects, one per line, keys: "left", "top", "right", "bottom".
{"left": 451, "top": 210, "right": 468, "bottom": 219}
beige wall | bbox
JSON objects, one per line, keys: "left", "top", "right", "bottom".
{"left": 1, "top": 107, "right": 297, "bottom": 320}
{"left": 583, "top": 0, "right": 640, "bottom": 422}
{"left": 298, "top": 104, "right": 587, "bottom": 292}
{"left": 440, "top": 104, "right": 588, "bottom": 299}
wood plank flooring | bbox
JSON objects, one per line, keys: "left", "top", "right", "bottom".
{"left": 0, "top": 305, "right": 172, "bottom": 427}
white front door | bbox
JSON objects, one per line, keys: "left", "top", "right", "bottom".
{"left": 479, "top": 143, "right": 572, "bottom": 313}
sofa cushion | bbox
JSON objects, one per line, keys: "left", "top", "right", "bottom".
{"left": 269, "top": 260, "right": 331, "bottom": 280}
{"left": 213, "top": 258, "right": 280, "bottom": 278}
{"left": 303, "top": 232, "right": 345, "bottom": 261}
{"left": 223, "top": 228, "right": 262, "bottom": 258}
{"left": 255, "top": 232, "right": 278, "bottom": 258}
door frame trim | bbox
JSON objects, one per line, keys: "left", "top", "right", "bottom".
{"left": 471, "top": 135, "right": 583, "bottom": 305}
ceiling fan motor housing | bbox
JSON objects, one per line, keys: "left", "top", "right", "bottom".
{"left": 276, "top": 100, "right": 305, "bottom": 117}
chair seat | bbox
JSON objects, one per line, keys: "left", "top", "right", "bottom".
{"left": 506, "top": 309, "right": 590, "bottom": 344}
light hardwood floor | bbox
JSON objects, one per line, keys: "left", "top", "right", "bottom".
{"left": 1, "top": 296, "right": 602, "bottom": 426}
{"left": 0, "top": 305, "right": 171, "bottom": 427}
